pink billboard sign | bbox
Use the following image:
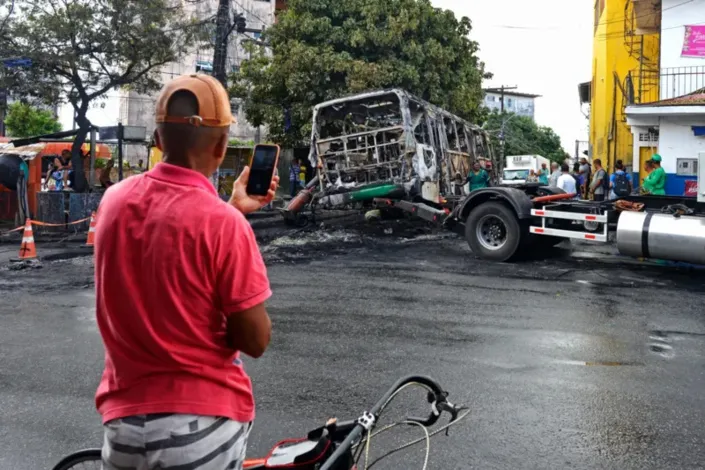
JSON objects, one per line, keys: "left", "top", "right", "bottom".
{"left": 685, "top": 180, "right": 698, "bottom": 197}
{"left": 682, "top": 25, "right": 705, "bottom": 58}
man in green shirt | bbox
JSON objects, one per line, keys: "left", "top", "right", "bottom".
{"left": 537, "top": 162, "right": 549, "bottom": 185}
{"left": 467, "top": 161, "right": 489, "bottom": 192}
{"left": 642, "top": 154, "right": 666, "bottom": 195}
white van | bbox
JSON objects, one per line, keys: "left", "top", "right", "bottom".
{"left": 501, "top": 155, "right": 551, "bottom": 185}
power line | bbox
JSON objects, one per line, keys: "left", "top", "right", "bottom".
{"left": 489, "top": 25, "right": 562, "bottom": 31}
{"left": 596, "top": 18, "right": 705, "bottom": 41}
{"left": 594, "top": 0, "right": 697, "bottom": 41}
{"left": 594, "top": 22, "right": 705, "bottom": 43}
{"left": 478, "top": 1, "right": 696, "bottom": 40}
{"left": 597, "top": 0, "right": 694, "bottom": 30}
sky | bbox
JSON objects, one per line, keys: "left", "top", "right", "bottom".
{"left": 431, "top": 0, "right": 593, "bottom": 154}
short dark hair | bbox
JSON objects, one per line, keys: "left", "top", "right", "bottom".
{"left": 615, "top": 161, "right": 624, "bottom": 170}
{"left": 561, "top": 163, "right": 570, "bottom": 172}
{"left": 594, "top": 158, "right": 602, "bottom": 166}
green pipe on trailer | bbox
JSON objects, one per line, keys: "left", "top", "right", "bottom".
{"left": 349, "top": 184, "right": 405, "bottom": 201}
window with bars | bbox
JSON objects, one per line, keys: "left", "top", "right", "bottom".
{"left": 638, "top": 132, "right": 659, "bottom": 143}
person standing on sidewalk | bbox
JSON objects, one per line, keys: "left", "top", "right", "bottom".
{"left": 609, "top": 161, "right": 632, "bottom": 199}
{"left": 548, "top": 161, "right": 561, "bottom": 187}
{"left": 289, "top": 157, "right": 301, "bottom": 198}
{"left": 589, "top": 158, "right": 607, "bottom": 201}
{"left": 557, "top": 163, "right": 578, "bottom": 198}
{"left": 579, "top": 157, "right": 591, "bottom": 199}
{"left": 94, "top": 74, "right": 278, "bottom": 470}
{"left": 642, "top": 154, "right": 667, "bottom": 195}
{"left": 538, "top": 162, "right": 549, "bottom": 185}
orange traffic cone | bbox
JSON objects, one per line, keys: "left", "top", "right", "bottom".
{"left": 19, "top": 219, "right": 37, "bottom": 260}
{"left": 86, "top": 212, "right": 97, "bottom": 247}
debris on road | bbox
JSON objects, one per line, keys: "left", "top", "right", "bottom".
{"left": 8, "top": 258, "right": 42, "bottom": 270}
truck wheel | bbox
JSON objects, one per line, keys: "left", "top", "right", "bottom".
{"left": 465, "top": 202, "right": 522, "bottom": 262}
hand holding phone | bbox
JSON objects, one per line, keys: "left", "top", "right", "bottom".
{"left": 246, "top": 144, "right": 280, "bottom": 196}
{"left": 229, "top": 145, "right": 280, "bottom": 214}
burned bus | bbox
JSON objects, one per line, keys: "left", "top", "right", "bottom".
{"left": 284, "top": 89, "right": 500, "bottom": 222}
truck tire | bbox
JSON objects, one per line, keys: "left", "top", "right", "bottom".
{"left": 465, "top": 202, "right": 522, "bottom": 262}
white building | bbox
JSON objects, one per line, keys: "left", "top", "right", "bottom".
{"left": 59, "top": 0, "right": 276, "bottom": 143}
{"left": 483, "top": 89, "right": 540, "bottom": 120}
{"left": 625, "top": 0, "right": 705, "bottom": 196}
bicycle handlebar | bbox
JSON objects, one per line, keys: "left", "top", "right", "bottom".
{"left": 320, "top": 375, "right": 449, "bottom": 470}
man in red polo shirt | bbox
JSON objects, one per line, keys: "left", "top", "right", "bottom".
{"left": 95, "top": 74, "right": 278, "bottom": 470}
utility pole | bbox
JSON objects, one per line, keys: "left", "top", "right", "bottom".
{"left": 486, "top": 85, "right": 518, "bottom": 114}
{"left": 117, "top": 122, "right": 124, "bottom": 182}
{"left": 213, "top": 0, "right": 230, "bottom": 87}
{"left": 0, "top": 88, "right": 6, "bottom": 137}
{"left": 212, "top": 0, "right": 234, "bottom": 192}
{"left": 500, "top": 85, "right": 517, "bottom": 113}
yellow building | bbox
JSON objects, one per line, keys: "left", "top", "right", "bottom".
{"left": 588, "top": 0, "right": 661, "bottom": 176}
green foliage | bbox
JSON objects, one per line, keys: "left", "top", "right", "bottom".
{"left": 2, "top": 0, "right": 203, "bottom": 191}
{"left": 230, "top": 0, "right": 490, "bottom": 147}
{"left": 228, "top": 138, "right": 256, "bottom": 147}
{"left": 4, "top": 102, "right": 61, "bottom": 137}
{"left": 485, "top": 112, "right": 569, "bottom": 163}
{"left": 4, "top": 0, "right": 203, "bottom": 109}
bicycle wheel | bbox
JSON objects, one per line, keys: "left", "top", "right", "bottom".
{"left": 52, "top": 449, "right": 102, "bottom": 470}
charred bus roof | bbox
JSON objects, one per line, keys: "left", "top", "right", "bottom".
{"left": 311, "top": 89, "right": 484, "bottom": 133}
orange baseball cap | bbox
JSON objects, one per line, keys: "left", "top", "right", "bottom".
{"left": 155, "top": 74, "right": 235, "bottom": 128}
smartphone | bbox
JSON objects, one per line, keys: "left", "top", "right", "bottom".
{"left": 246, "top": 144, "right": 280, "bottom": 196}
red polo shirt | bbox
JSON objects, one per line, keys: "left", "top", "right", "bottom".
{"left": 94, "top": 163, "right": 271, "bottom": 424}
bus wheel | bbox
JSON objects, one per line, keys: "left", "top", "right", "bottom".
{"left": 465, "top": 202, "right": 522, "bottom": 262}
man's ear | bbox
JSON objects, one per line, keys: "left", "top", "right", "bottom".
{"left": 154, "top": 129, "right": 164, "bottom": 151}
{"left": 214, "top": 129, "right": 229, "bottom": 159}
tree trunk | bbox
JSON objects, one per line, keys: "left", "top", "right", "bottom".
{"left": 71, "top": 110, "right": 91, "bottom": 193}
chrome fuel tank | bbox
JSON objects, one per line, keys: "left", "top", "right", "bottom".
{"left": 617, "top": 211, "right": 705, "bottom": 264}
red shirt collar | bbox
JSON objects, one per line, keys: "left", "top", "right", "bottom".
{"left": 147, "top": 162, "right": 217, "bottom": 196}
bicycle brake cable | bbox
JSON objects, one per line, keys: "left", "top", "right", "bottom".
{"left": 350, "top": 380, "right": 470, "bottom": 469}
{"left": 364, "top": 408, "right": 471, "bottom": 469}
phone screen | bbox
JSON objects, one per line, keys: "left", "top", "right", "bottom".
{"left": 246, "top": 145, "right": 279, "bottom": 196}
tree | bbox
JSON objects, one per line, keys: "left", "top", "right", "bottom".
{"left": 2, "top": 0, "right": 204, "bottom": 191}
{"left": 230, "top": 0, "right": 490, "bottom": 147}
{"left": 485, "top": 112, "right": 569, "bottom": 164}
{"left": 0, "top": 1, "right": 15, "bottom": 37}
{"left": 4, "top": 102, "right": 61, "bottom": 137}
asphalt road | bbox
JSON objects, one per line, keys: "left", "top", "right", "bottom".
{"left": 1, "top": 220, "right": 705, "bottom": 469}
